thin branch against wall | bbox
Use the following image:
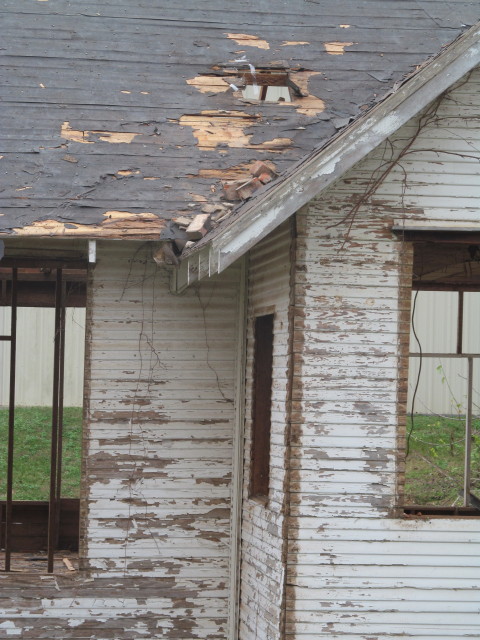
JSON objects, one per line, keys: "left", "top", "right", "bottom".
{"left": 194, "top": 282, "right": 231, "bottom": 403}
{"left": 407, "top": 290, "right": 422, "bottom": 456}
{"left": 121, "top": 246, "right": 167, "bottom": 576}
{"left": 328, "top": 72, "right": 480, "bottom": 247}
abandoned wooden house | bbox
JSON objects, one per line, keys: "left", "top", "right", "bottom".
{"left": 1, "top": 1, "right": 480, "bottom": 638}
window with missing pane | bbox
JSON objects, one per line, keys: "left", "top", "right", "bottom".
{"left": 403, "top": 240, "right": 480, "bottom": 517}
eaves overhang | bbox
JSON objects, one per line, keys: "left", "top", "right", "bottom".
{"left": 172, "top": 21, "right": 480, "bottom": 293}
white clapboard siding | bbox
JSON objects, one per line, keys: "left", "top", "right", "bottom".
{"left": 239, "top": 221, "right": 292, "bottom": 640}
{"left": 289, "top": 67, "right": 480, "bottom": 639}
{"left": 83, "top": 241, "right": 241, "bottom": 634}
{"left": 0, "top": 306, "right": 85, "bottom": 406}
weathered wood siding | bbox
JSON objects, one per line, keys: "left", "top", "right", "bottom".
{"left": 239, "top": 221, "right": 293, "bottom": 639}
{"left": 288, "top": 69, "right": 480, "bottom": 638}
{"left": 0, "top": 242, "right": 241, "bottom": 639}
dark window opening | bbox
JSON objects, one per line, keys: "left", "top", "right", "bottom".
{"left": 403, "top": 240, "right": 480, "bottom": 517}
{"left": 0, "top": 261, "right": 87, "bottom": 572}
{"left": 250, "top": 314, "right": 274, "bottom": 499}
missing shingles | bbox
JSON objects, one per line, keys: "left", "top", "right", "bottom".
{"left": 177, "top": 111, "right": 291, "bottom": 151}
{"left": 61, "top": 122, "right": 139, "bottom": 144}
{"left": 323, "top": 41, "right": 354, "bottom": 55}
{"left": 226, "top": 33, "right": 270, "bottom": 49}
{"left": 187, "top": 68, "right": 325, "bottom": 116}
{"left": 12, "top": 211, "right": 164, "bottom": 238}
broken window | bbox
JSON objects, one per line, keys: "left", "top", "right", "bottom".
{"left": 403, "top": 239, "right": 480, "bottom": 516}
{"left": 249, "top": 314, "right": 274, "bottom": 498}
{"left": 0, "top": 259, "right": 87, "bottom": 572}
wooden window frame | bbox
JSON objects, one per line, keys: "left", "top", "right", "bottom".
{"left": 0, "top": 261, "right": 87, "bottom": 572}
{"left": 399, "top": 236, "right": 480, "bottom": 517}
{"left": 249, "top": 313, "right": 274, "bottom": 499}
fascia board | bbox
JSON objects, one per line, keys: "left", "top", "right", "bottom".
{"left": 176, "top": 23, "right": 480, "bottom": 291}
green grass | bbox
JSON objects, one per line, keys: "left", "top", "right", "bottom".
{"left": 0, "top": 407, "right": 477, "bottom": 506}
{"left": 405, "top": 414, "right": 480, "bottom": 506}
{"left": 0, "top": 407, "right": 82, "bottom": 501}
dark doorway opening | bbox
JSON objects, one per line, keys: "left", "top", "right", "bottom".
{"left": 0, "top": 260, "right": 87, "bottom": 572}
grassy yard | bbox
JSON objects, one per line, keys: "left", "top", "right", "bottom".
{"left": 0, "top": 406, "right": 82, "bottom": 501}
{"left": 405, "top": 414, "right": 480, "bottom": 506}
{"left": 0, "top": 407, "right": 478, "bottom": 506}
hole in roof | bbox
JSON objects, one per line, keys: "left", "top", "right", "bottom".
{"left": 242, "top": 85, "right": 292, "bottom": 102}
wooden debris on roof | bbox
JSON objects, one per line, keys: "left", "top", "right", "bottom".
{"left": 186, "top": 214, "right": 212, "bottom": 240}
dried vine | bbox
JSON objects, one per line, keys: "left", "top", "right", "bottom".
{"left": 329, "top": 72, "right": 480, "bottom": 247}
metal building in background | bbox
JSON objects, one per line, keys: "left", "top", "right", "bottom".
{"left": 0, "top": 307, "right": 85, "bottom": 407}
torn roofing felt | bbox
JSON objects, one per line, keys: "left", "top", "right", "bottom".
{"left": 0, "top": 0, "right": 478, "bottom": 239}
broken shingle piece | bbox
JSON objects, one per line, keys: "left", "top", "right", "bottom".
{"left": 249, "top": 160, "right": 277, "bottom": 179}
{"left": 236, "top": 177, "right": 263, "bottom": 200}
{"left": 186, "top": 214, "right": 212, "bottom": 240}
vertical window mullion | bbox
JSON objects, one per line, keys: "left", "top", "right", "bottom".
{"left": 47, "top": 268, "right": 64, "bottom": 573}
{"left": 4, "top": 268, "right": 17, "bottom": 572}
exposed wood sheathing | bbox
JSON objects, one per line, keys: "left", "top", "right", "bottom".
{"left": 177, "top": 112, "right": 292, "bottom": 151}
{"left": 287, "top": 68, "right": 480, "bottom": 639}
{"left": 226, "top": 33, "right": 270, "bottom": 50}
{"left": 61, "top": 122, "right": 139, "bottom": 145}
{"left": 2, "top": 1, "right": 477, "bottom": 236}
{"left": 10, "top": 212, "right": 165, "bottom": 239}
{"left": 0, "top": 241, "right": 242, "bottom": 638}
{"left": 239, "top": 222, "right": 292, "bottom": 639}
{"left": 323, "top": 41, "right": 354, "bottom": 55}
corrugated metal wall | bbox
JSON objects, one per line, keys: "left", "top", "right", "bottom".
{"left": 0, "top": 307, "right": 85, "bottom": 407}
{"left": 408, "top": 291, "right": 480, "bottom": 415}
{"left": 288, "top": 68, "right": 480, "bottom": 638}
{"left": 239, "top": 221, "right": 293, "bottom": 639}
